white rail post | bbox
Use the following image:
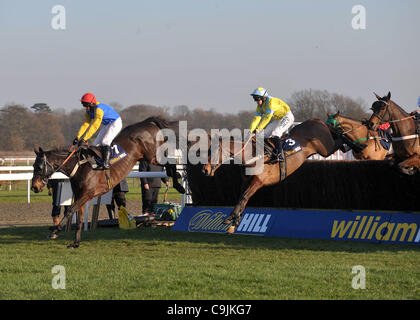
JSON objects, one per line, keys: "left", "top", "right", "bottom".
{"left": 27, "top": 179, "right": 30, "bottom": 203}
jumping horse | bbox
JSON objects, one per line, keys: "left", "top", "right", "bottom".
{"left": 31, "top": 117, "right": 185, "bottom": 248}
{"left": 201, "top": 118, "right": 344, "bottom": 233}
{"left": 326, "top": 111, "right": 391, "bottom": 160}
{"left": 368, "top": 92, "right": 420, "bottom": 175}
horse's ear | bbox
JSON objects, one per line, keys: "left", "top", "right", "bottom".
{"left": 386, "top": 92, "right": 391, "bottom": 101}
{"left": 38, "top": 147, "right": 44, "bottom": 154}
{"left": 34, "top": 146, "right": 39, "bottom": 155}
{"left": 374, "top": 92, "right": 381, "bottom": 100}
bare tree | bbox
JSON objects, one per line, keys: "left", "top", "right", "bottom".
{"left": 288, "top": 89, "right": 369, "bottom": 121}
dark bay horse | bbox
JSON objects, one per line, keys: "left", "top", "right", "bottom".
{"left": 327, "top": 111, "right": 391, "bottom": 160}
{"left": 202, "top": 119, "right": 343, "bottom": 233}
{"left": 368, "top": 92, "right": 420, "bottom": 175}
{"left": 31, "top": 117, "right": 184, "bottom": 248}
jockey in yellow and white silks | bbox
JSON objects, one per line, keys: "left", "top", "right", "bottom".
{"left": 73, "top": 93, "right": 122, "bottom": 169}
{"left": 249, "top": 87, "right": 294, "bottom": 160}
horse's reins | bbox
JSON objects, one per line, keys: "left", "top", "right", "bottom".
{"left": 39, "top": 146, "right": 79, "bottom": 185}
{"left": 54, "top": 147, "right": 78, "bottom": 174}
{"left": 232, "top": 133, "right": 253, "bottom": 159}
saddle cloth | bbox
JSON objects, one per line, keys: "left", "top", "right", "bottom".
{"left": 378, "top": 129, "right": 392, "bottom": 151}
{"left": 266, "top": 136, "right": 302, "bottom": 158}
{"left": 89, "top": 142, "right": 128, "bottom": 168}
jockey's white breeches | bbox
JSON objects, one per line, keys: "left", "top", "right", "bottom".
{"left": 262, "top": 111, "right": 295, "bottom": 138}
{"left": 93, "top": 117, "right": 122, "bottom": 146}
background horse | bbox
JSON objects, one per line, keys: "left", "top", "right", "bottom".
{"left": 202, "top": 118, "right": 343, "bottom": 233}
{"left": 368, "top": 92, "right": 420, "bottom": 175}
{"left": 31, "top": 117, "right": 184, "bottom": 248}
{"left": 327, "top": 111, "right": 391, "bottom": 160}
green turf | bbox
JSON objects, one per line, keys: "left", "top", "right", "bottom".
{"left": 0, "top": 226, "right": 418, "bottom": 300}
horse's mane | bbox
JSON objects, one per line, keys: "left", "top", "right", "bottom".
{"left": 142, "top": 116, "right": 170, "bottom": 129}
{"left": 46, "top": 147, "right": 70, "bottom": 156}
{"left": 390, "top": 100, "right": 410, "bottom": 117}
{"left": 337, "top": 114, "right": 362, "bottom": 123}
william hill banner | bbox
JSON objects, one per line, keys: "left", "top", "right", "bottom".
{"left": 172, "top": 207, "right": 420, "bottom": 245}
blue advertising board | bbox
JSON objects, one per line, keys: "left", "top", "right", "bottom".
{"left": 172, "top": 207, "right": 420, "bottom": 245}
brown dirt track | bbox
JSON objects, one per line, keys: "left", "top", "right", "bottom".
{"left": 0, "top": 200, "right": 143, "bottom": 227}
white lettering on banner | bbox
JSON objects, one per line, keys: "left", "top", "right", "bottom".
{"left": 415, "top": 229, "right": 420, "bottom": 243}
{"left": 260, "top": 215, "right": 271, "bottom": 233}
{"left": 237, "top": 214, "right": 254, "bottom": 232}
{"left": 252, "top": 214, "right": 265, "bottom": 232}
{"left": 237, "top": 214, "right": 271, "bottom": 233}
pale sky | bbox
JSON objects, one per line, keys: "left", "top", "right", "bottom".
{"left": 0, "top": 0, "right": 419, "bottom": 114}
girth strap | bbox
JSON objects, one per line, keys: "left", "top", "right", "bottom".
{"left": 69, "top": 158, "right": 89, "bottom": 178}
{"left": 105, "top": 169, "right": 112, "bottom": 192}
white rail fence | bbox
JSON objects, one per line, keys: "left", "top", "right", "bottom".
{"left": 0, "top": 157, "right": 35, "bottom": 166}
{"left": 0, "top": 165, "right": 191, "bottom": 203}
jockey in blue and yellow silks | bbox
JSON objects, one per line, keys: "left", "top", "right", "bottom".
{"left": 249, "top": 87, "right": 295, "bottom": 160}
{"left": 73, "top": 93, "right": 122, "bottom": 169}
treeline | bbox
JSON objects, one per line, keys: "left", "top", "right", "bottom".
{"left": 0, "top": 89, "right": 370, "bottom": 151}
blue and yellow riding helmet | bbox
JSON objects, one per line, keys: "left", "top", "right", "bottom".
{"left": 250, "top": 87, "right": 268, "bottom": 98}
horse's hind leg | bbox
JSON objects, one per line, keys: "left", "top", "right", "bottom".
{"left": 165, "top": 164, "right": 185, "bottom": 194}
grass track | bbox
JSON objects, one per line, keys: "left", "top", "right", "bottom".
{"left": 0, "top": 226, "right": 419, "bottom": 300}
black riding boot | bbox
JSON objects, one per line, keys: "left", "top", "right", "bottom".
{"left": 271, "top": 136, "right": 284, "bottom": 162}
{"left": 102, "top": 145, "right": 111, "bottom": 169}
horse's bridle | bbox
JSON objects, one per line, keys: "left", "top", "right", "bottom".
{"left": 33, "top": 153, "right": 56, "bottom": 184}
{"left": 327, "top": 116, "right": 362, "bottom": 143}
{"left": 370, "top": 100, "right": 391, "bottom": 130}
{"left": 33, "top": 147, "right": 79, "bottom": 184}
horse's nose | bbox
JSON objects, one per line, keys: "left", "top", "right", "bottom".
{"left": 31, "top": 186, "right": 39, "bottom": 193}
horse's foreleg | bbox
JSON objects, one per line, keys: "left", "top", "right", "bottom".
{"left": 223, "top": 177, "right": 264, "bottom": 233}
{"left": 48, "top": 203, "right": 76, "bottom": 239}
{"left": 398, "top": 154, "right": 420, "bottom": 175}
{"left": 67, "top": 206, "right": 85, "bottom": 249}
{"left": 49, "top": 195, "right": 89, "bottom": 241}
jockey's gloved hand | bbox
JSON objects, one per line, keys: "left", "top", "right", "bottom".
{"left": 72, "top": 138, "right": 79, "bottom": 145}
{"left": 77, "top": 139, "right": 88, "bottom": 147}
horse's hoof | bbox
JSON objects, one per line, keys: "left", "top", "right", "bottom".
{"left": 399, "top": 166, "right": 416, "bottom": 175}
{"left": 48, "top": 233, "right": 59, "bottom": 240}
{"left": 49, "top": 225, "right": 62, "bottom": 232}
{"left": 222, "top": 217, "right": 232, "bottom": 225}
{"left": 67, "top": 243, "right": 79, "bottom": 249}
{"left": 226, "top": 226, "right": 236, "bottom": 234}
